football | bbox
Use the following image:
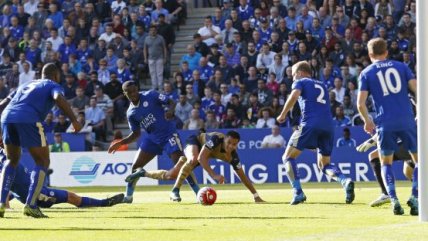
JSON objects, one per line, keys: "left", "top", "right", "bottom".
{"left": 197, "top": 187, "right": 217, "bottom": 205}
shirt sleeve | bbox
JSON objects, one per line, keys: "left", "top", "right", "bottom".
{"left": 404, "top": 64, "right": 416, "bottom": 82}
{"left": 292, "top": 79, "right": 303, "bottom": 91}
{"left": 358, "top": 72, "right": 369, "bottom": 92}
{"left": 150, "top": 90, "right": 169, "bottom": 106}
{"left": 128, "top": 113, "right": 140, "bottom": 132}
{"left": 50, "top": 84, "right": 65, "bottom": 99}
{"left": 204, "top": 134, "right": 222, "bottom": 150}
{"left": 230, "top": 151, "right": 242, "bottom": 171}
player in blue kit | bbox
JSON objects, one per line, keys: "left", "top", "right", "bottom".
{"left": 0, "top": 149, "right": 124, "bottom": 209}
{"left": 108, "top": 81, "right": 199, "bottom": 203}
{"left": 276, "top": 61, "right": 355, "bottom": 205}
{"left": 0, "top": 63, "right": 82, "bottom": 218}
{"left": 357, "top": 38, "right": 418, "bottom": 216}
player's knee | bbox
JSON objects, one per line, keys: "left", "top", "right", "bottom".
{"left": 368, "top": 151, "right": 378, "bottom": 162}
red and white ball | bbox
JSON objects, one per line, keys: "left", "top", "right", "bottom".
{"left": 197, "top": 187, "right": 217, "bottom": 205}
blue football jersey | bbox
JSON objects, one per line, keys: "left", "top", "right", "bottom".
{"left": 292, "top": 77, "right": 333, "bottom": 128}
{"left": 127, "top": 90, "right": 177, "bottom": 144}
{"left": 1, "top": 80, "right": 64, "bottom": 123}
{"left": 359, "top": 60, "right": 415, "bottom": 130}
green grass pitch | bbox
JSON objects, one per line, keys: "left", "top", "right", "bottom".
{"left": 0, "top": 182, "right": 427, "bottom": 241}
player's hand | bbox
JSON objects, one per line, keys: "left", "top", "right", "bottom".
{"left": 276, "top": 114, "right": 286, "bottom": 124}
{"left": 356, "top": 139, "right": 376, "bottom": 152}
{"left": 71, "top": 121, "right": 83, "bottom": 133}
{"left": 164, "top": 110, "right": 174, "bottom": 120}
{"left": 213, "top": 174, "right": 225, "bottom": 184}
{"left": 363, "top": 119, "right": 375, "bottom": 135}
{"left": 254, "top": 196, "right": 265, "bottom": 203}
{"left": 108, "top": 141, "right": 122, "bottom": 154}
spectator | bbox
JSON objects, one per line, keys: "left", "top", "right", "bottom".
{"left": 162, "top": 82, "right": 179, "bottom": 101}
{"left": 256, "top": 43, "right": 275, "bottom": 70}
{"left": 144, "top": 25, "right": 167, "bottom": 90}
{"left": 198, "top": 16, "right": 220, "bottom": 47}
{"left": 5, "top": 64, "right": 20, "bottom": 90}
{"left": 268, "top": 54, "right": 286, "bottom": 81}
{"left": 70, "top": 86, "right": 90, "bottom": 111}
{"left": 42, "top": 112, "right": 56, "bottom": 134}
{"left": 221, "top": 19, "right": 238, "bottom": 44}
{"left": 180, "top": 45, "right": 202, "bottom": 72}
{"left": 0, "top": 77, "right": 9, "bottom": 99}
{"left": 254, "top": 79, "right": 273, "bottom": 107}
{"left": 197, "top": 57, "right": 214, "bottom": 83}
{"left": 93, "top": 86, "right": 114, "bottom": 132}
{"left": 336, "top": 128, "right": 357, "bottom": 147}
{"left": 175, "top": 93, "right": 193, "bottom": 123}
{"left": 18, "top": 62, "right": 35, "bottom": 86}
{"left": 193, "top": 33, "right": 209, "bottom": 57}
{"left": 54, "top": 114, "right": 71, "bottom": 133}
{"left": 185, "top": 84, "right": 198, "bottom": 105}
{"left": 183, "top": 109, "right": 205, "bottom": 130}
{"left": 240, "top": 118, "right": 255, "bottom": 128}
{"left": 104, "top": 73, "right": 126, "bottom": 123}
{"left": 205, "top": 110, "right": 220, "bottom": 129}
{"left": 86, "top": 97, "right": 106, "bottom": 141}
{"left": 209, "top": 91, "right": 226, "bottom": 123}
{"left": 266, "top": 73, "right": 280, "bottom": 95}
{"left": 343, "top": 94, "right": 357, "bottom": 119}
{"left": 221, "top": 108, "right": 241, "bottom": 129}
{"left": 332, "top": 77, "right": 346, "bottom": 104}
{"left": 261, "top": 125, "right": 286, "bottom": 148}
{"left": 50, "top": 132, "right": 71, "bottom": 152}
{"left": 223, "top": 43, "right": 240, "bottom": 67}
{"left": 333, "top": 106, "right": 351, "bottom": 127}
{"left": 215, "top": 55, "right": 234, "bottom": 84}
{"left": 256, "top": 107, "right": 276, "bottom": 129}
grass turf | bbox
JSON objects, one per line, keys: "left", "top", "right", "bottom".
{"left": 0, "top": 182, "right": 427, "bottom": 241}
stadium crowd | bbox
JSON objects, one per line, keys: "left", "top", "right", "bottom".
{"left": 0, "top": 0, "right": 417, "bottom": 147}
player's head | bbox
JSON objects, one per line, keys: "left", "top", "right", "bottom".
{"left": 224, "top": 130, "right": 240, "bottom": 153}
{"left": 122, "top": 81, "right": 139, "bottom": 103}
{"left": 42, "top": 63, "right": 60, "bottom": 83}
{"left": 291, "top": 61, "right": 311, "bottom": 81}
{"left": 367, "top": 38, "right": 388, "bottom": 61}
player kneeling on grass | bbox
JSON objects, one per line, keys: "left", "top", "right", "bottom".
{"left": 276, "top": 61, "right": 355, "bottom": 205}
{"left": 0, "top": 148, "right": 124, "bottom": 209}
{"left": 356, "top": 134, "right": 415, "bottom": 207}
{"left": 127, "top": 130, "right": 264, "bottom": 203}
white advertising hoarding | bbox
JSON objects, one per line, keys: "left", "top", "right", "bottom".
{"left": 50, "top": 151, "right": 158, "bottom": 187}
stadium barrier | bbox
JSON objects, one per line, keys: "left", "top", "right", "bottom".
{"left": 19, "top": 127, "right": 409, "bottom": 186}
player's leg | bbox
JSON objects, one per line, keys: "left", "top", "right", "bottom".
{"left": 169, "top": 150, "right": 200, "bottom": 194}
{"left": 378, "top": 130, "right": 403, "bottom": 215}
{"left": 124, "top": 149, "right": 157, "bottom": 203}
{"left": 403, "top": 160, "right": 414, "bottom": 180}
{"left": 0, "top": 123, "right": 21, "bottom": 217}
{"left": 317, "top": 128, "right": 354, "bottom": 204}
{"left": 25, "top": 145, "right": 50, "bottom": 218}
{"left": 170, "top": 144, "right": 200, "bottom": 202}
{"left": 368, "top": 150, "right": 390, "bottom": 207}
{"left": 282, "top": 145, "right": 305, "bottom": 205}
{"left": 68, "top": 191, "right": 124, "bottom": 207}
{"left": 398, "top": 128, "right": 418, "bottom": 216}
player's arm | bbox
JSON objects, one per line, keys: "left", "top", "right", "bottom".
{"left": 230, "top": 153, "right": 265, "bottom": 203}
{"left": 408, "top": 79, "right": 417, "bottom": 100}
{"left": 54, "top": 93, "right": 82, "bottom": 133}
{"left": 277, "top": 89, "right": 301, "bottom": 123}
{"left": 164, "top": 98, "right": 176, "bottom": 120}
{"left": 0, "top": 90, "right": 16, "bottom": 114}
{"left": 198, "top": 146, "right": 225, "bottom": 184}
{"left": 108, "top": 128, "right": 141, "bottom": 154}
{"left": 357, "top": 90, "right": 375, "bottom": 134}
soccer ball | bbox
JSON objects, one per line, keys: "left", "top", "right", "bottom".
{"left": 197, "top": 187, "right": 217, "bottom": 205}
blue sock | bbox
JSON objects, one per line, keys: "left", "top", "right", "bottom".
{"left": 79, "top": 197, "right": 108, "bottom": 207}
{"left": 284, "top": 158, "right": 302, "bottom": 195}
{"left": 381, "top": 164, "right": 397, "bottom": 200}
{"left": 0, "top": 161, "right": 16, "bottom": 204}
{"left": 126, "top": 179, "right": 138, "bottom": 197}
{"left": 186, "top": 175, "right": 200, "bottom": 194}
{"left": 322, "top": 163, "right": 348, "bottom": 187}
{"left": 412, "top": 164, "right": 418, "bottom": 198}
{"left": 25, "top": 165, "right": 47, "bottom": 208}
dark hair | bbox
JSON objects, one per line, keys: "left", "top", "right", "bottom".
{"left": 226, "top": 130, "right": 240, "bottom": 140}
{"left": 122, "top": 80, "right": 137, "bottom": 90}
{"left": 42, "top": 63, "right": 59, "bottom": 79}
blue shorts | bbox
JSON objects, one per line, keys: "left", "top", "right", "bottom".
{"left": 37, "top": 187, "right": 68, "bottom": 208}
{"left": 139, "top": 133, "right": 183, "bottom": 156}
{"left": 378, "top": 128, "right": 417, "bottom": 156}
{"left": 2, "top": 122, "right": 48, "bottom": 148}
{"left": 288, "top": 125, "right": 334, "bottom": 156}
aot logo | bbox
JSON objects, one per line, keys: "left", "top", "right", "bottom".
{"left": 69, "top": 156, "right": 100, "bottom": 184}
